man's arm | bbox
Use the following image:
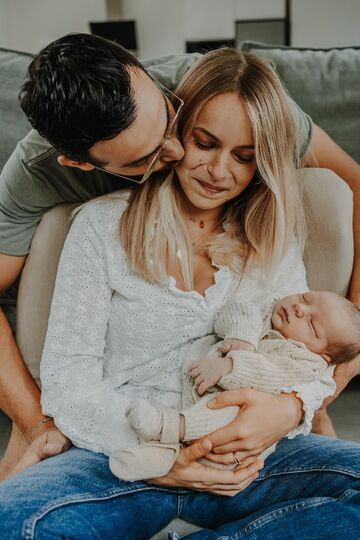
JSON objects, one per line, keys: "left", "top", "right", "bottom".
{"left": 305, "top": 124, "right": 360, "bottom": 306}
{"left": 0, "top": 253, "right": 46, "bottom": 438}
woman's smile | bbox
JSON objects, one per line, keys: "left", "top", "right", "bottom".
{"left": 194, "top": 177, "right": 227, "bottom": 195}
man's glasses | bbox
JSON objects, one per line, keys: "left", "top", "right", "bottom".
{"left": 95, "top": 82, "right": 184, "bottom": 184}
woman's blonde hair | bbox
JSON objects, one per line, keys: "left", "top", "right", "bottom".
{"left": 120, "top": 48, "right": 306, "bottom": 289}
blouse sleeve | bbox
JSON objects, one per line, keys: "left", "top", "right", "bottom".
{"left": 40, "top": 204, "right": 138, "bottom": 455}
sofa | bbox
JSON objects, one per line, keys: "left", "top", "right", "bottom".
{"left": 0, "top": 41, "right": 359, "bottom": 539}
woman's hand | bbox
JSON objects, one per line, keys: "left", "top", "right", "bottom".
{"left": 204, "top": 388, "right": 303, "bottom": 460}
{"left": 8, "top": 426, "right": 71, "bottom": 478}
{"left": 149, "top": 438, "right": 263, "bottom": 496}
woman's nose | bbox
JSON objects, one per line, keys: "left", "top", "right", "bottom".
{"left": 160, "top": 136, "right": 184, "bottom": 163}
{"left": 207, "top": 153, "right": 230, "bottom": 181}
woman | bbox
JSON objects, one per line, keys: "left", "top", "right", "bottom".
{"left": 0, "top": 49, "right": 359, "bottom": 540}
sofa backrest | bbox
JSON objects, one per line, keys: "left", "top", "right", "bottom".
{"left": 0, "top": 47, "right": 32, "bottom": 172}
{"left": 239, "top": 41, "right": 360, "bottom": 164}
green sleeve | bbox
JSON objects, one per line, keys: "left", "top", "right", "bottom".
{"left": 143, "top": 53, "right": 202, "bottom": 91}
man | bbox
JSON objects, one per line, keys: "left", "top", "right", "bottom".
{"left": 0, "top": 32, "right": 359, "bottom": 481}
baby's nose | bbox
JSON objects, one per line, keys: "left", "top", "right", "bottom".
{"left": 293, "top": 303, "right": 304, "bottom": 318}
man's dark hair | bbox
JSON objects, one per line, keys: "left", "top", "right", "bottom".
{"left": 19, "top": 33, "right": 144, "bottom": 165}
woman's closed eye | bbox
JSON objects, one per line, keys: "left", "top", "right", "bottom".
{"left": 192, "top": 136, "right": 255, "bottom": 164}
{"left": 193, "top": 136, "right": 214, "bottom": 150}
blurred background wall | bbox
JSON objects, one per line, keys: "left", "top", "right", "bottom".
{"left": 0, "top": 0, "right": 359, "bottom": 57}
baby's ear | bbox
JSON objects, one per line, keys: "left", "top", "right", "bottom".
{"left": 320, "top": 352, "right": 332, "bottom": 363}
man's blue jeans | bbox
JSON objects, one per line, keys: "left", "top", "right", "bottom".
{"left": 0, "top": 434, "right": 359, "bottom": 539}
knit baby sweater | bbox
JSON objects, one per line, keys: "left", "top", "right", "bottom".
{"left": 40, "top": 195, "right": 335, "bottom": 455}
{"left": 216, "top": 301, "right": 329, "bottom": 393}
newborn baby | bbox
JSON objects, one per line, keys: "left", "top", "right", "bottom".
{"left": 111, "top": 291, "right": 360, "bottom": 481}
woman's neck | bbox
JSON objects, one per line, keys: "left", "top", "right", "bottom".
{"left": 179, "top": 196, "right": 224, "bottom": 225}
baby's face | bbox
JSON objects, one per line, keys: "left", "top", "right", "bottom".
{"left": 272, "top": 291, "right": 354, "bottom": 360}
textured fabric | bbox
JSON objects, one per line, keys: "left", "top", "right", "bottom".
{"left": 40, "top": 195, "right": 236, "bottom": 455}
{"left": 214, "top": 300, "right": 264, "bottom": 347}
{"left": 239, "top": 41, "right": 360, "bottom": 163}
{"left": 182, "top": 302, "right": 336, "bottom": 441}
{"left": 0, "top": 437, "right": 359, "bottom": 540}
{"left": 40, "top": 195, "right": 327, "bottom": 457}
{"left": 221, "top": 333, "right": 331, "bottom": 393}
{"left": 0, "top": 47, "right": 32, "bottom": 172}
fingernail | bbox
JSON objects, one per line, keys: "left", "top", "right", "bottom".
{"left": 203, "top": 439, "right": 212, "bottom": 451}
{"left": 207, "top": 399, "right": 216, "bottom": 408}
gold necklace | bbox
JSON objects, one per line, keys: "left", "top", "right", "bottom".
{"left": 189, "top": 216, "right": 219, "bottom": 229}
{"left": 188, "top": 217, "right": 223, "bottom": 248}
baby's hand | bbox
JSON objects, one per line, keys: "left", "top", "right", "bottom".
{"left": 188, "top": 353, "right": 233, "bottom": 396}
{"left": 219, "top": 338, "right": 256, "bottom": 355}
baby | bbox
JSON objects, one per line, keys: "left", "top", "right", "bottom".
{"left": 110, "top": 290, "right": 360, "bottom": 481}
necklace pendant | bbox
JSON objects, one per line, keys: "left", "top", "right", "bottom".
{"left": 199, "top": 220, "right": 205, "bottom": 229}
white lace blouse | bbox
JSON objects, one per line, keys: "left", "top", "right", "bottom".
{"left": 41, "top": 195, "right": 335, "bottom": 455}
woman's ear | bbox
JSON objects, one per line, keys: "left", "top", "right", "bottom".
{"left": 57, "top": 155, "right": 95, "bottom": 171}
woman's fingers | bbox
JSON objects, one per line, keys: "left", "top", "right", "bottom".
{"left": 177, "top": 438, "right": 213, "bottom": 466}
{"left": 209, "top": 471, "right": 259, "bottom": 494}
{"left": 207, "top": 389, "right": 249, "bottom": 410}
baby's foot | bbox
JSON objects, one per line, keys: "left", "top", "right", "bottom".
{"left": 110, "top": 442, "right": 180, "bottom": 481}
{"left": 126, "top": 400, "right": 163, "bottom": 441}
{"left": 126, "top": 400, "right": 180, "bottom": 443}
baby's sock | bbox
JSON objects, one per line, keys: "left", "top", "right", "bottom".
{"left": 126, "top": 400, "right": 180, "bottom": 443}
{"left": 181, "top": 393, "right": 239, "bottom": 441}
{"left": 110, "top": 441, "right": 180, "bottom": 481}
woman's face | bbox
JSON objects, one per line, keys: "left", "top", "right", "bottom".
{"left": 175, "top": 92, "right": 257, "bottom": 215}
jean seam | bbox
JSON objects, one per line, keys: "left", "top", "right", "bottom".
{"left": 338, "top": 488, "right": 358, "bottom": 502}
{"left": 227, "top": 497, "right": 334, "bottom": 540}
{"left": 22, "top": 484, "right": 177, "bottom": 540}
{"left": 258, "top": 465, "right": 360, "bottom": 480}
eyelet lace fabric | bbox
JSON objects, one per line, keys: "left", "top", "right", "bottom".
{"left": 41, "top": 196, "right": 335, "bottom": 455}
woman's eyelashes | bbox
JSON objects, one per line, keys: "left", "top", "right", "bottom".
{"left": 192, "top": 136, "right": 255, "bottom": 164}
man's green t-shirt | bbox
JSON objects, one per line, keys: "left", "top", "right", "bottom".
{"left": 0, "top": 53, "right": 313, "bottom": 257}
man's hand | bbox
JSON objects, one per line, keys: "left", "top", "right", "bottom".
{"left": 321, "top": 354, "right": 360, "bottom": 409}
{"left": 9, "top": 426, "right": 71, "bottom": 478}
{"left": 313, "top": 354, "right": 360, "bottom": 436}
{"left": 150, "top": 438, "right": 263, "bottom": 496}
{"left": 205, "top": 388, "right": 302, "bottom": 460}
{"left": 188, "top": 353, "right": 232, "bottom": 395}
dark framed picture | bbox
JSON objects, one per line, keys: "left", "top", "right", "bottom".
{"left": 89, "top": 20, "right": 137, "bottom": 51}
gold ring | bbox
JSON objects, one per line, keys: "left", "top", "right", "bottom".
{"left": 233, "top": 452, "right": 242, "bottom": 465}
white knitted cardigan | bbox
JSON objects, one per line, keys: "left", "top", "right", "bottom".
{"left": 41, "top": 195, "right": 334, "bottom": 455}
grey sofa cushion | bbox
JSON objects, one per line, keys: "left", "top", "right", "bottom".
{"left": 239, "top": 41, "right": 360, "bottom": 163}
{"left": 0, "top": 47, "right": 32, "bottom": 171}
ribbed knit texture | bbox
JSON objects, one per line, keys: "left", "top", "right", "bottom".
{"left": 219, "top": 333, "right": 328, "bottom": 394}
{"left": 182, "top": 393, "right": 239, "bottom": 441}
{"left": 215, "top": 301, "right": 264, "bottom": 347}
